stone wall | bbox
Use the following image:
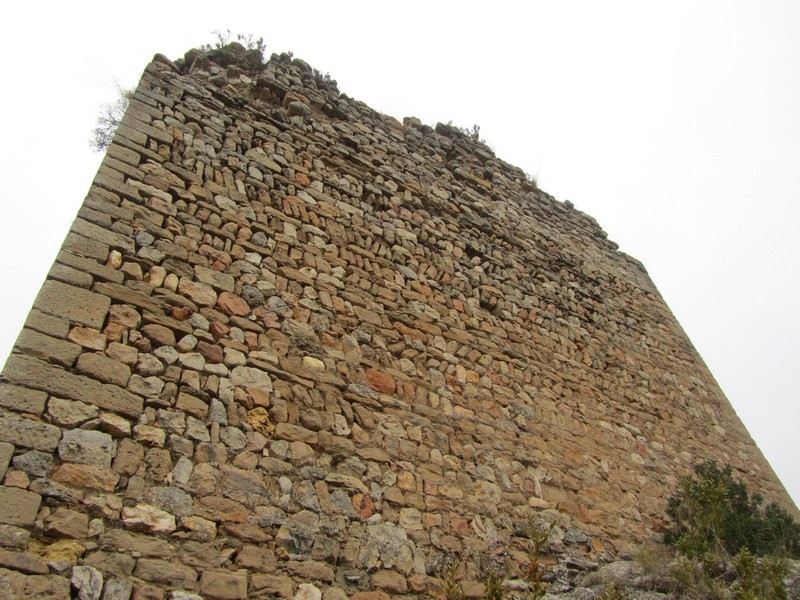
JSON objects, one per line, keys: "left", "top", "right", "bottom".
{"left": 0, "top": 44, "right": 794, "bottom": 599}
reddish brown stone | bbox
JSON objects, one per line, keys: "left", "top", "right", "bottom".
{"left": 366, "top": 369, "right": 395, "bottom": 395}
{"left": 216, "top": 292, "right": 250, "bottom": 316}
{"left": 196, "top": 341, "right": 224, "bottom": 363}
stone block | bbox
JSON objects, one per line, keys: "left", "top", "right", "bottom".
{"left": 133, "top": 558, "right": 197, "bottom": 588}
{"left": 250, "top": 574, "right": 293, "bottom": 598}
{"left": 3, "top": 355, "right": 143, "bottom": 417}
{"left": 199, "top": 569, "right": 248, "bottom": 599}
{"left": 13, "top": 329, "right": 81, "bottom": 368}
{"left": 77, "top": 352, "right": 131, "bottom": 386}
{"left": 0, "top": 567, "right": 71, "bottom": 598}
{"left": 33, "top": 280, "right": 111, "bottom": 329}
{"left": 0, "top": 486, "right": 41, "bottom": 527}
{"left": 51, "top": 463, "right": 119, "bottom": 491}
{"left": 23, "top": 309, "right": 70, "bottom": 338}
{"left": 44, "top": 507, "right": 89, "bottom": 539}
{"left": 58, "top": 429, "right": 115, "bottom": 468}
{"left": 0, "top": 383, "right": 47, "bottom": 416}
{"left": 0, "top": 411, "right": 61, "bottom": 451}
{"left": 0, "top": 550, "right": 49, "bottom": 574}
{"left": 0, "top": 442, "right": 12, "bottom": 480}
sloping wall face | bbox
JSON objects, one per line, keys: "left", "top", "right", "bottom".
{"left": 0, "top": 47, "right": 793, "bottom": 598}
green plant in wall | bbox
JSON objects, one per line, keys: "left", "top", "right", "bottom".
{"left": 664, "top": 461, "right": 800, "bottom": 559}
{"left": 664, "top": 460, "right": 798, "bottom": 599}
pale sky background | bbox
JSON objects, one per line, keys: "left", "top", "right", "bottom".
{"left": 1, "top": 1, "right": 797, "bottom": 506}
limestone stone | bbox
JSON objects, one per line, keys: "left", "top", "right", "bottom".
{"left": 250, "top": 574, "right": 293, "bottom": 598}
{"left": 0, "top": 383, "right": 47, "bottom": 415}
{"left": 133, "top": 558, "right": 197, "bottom": 588}
{"left": 72, "top": 565, "right": 104, "bottom": 600}
{"left": 0, "top": 550, "right": 49, "bottom": 574}
{"left": 0, "top": 442, "right": 12, "bottom": 480}
{"left": 0, "top": 411, "right": 61, "bottom": 451}
{"left": 14, "top": 329, "right": 81, "bottom": 367}
{"left": 122, "top": 504, "right": 176, "bottom": 533}
{"left": 0, "top": 486, "right": 41, "bottom": 527}
{"left": 101, "top": 578, "right": 134, "bottom": 600}
{"left": 34, "top": 280, "right": 111, "bottom": 329}
{"left": 77, "top": 353, "right": 131, "bottom": 386}
{"left": 0, "top": 523, "right": 30, "bottom": 549}
{"left": 48, "top": 397, "right": 100, "bottom": 427}
{"left": 293, "top": 583, "right": 321, "bottom": 600}
{"left": 68, "top": 326, "right": 108, "bottom": 351}
{"left": 3, "top": 355, "right": 143, "bottom": 417}
{"left": 178, "top": 278, "right": 217, "bottom": 306}
{"left": 51, "top": 463, "right": 120, "bottom": 491}
{"left": 58, "top": 429, "right": 115, "bottom": 468}
{"left": 199, "top": 569, "right": 248, "bottom": 599}
{"left": 0, "top": 567, "right": 71, "bottom": 598}
{"left": 230, "top": 366, "right": 273, "bottom": 392}
{"left": 370, "top": 571, "right": 408, "bottom": 594}
{"left": 45, "top": 507, "right": 90, "bottom": 539}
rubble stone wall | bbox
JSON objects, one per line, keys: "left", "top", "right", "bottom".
{"left": 0, "top": 45, "right": 794, "bottom": 599}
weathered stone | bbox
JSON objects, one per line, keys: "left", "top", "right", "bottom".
{"left": 3, "top": 355, "right": 144, "bottom": 417}
{"left": 72, "top": 565, "right": 104, "bottom": 600}
{"left": 199, "top": 569, "right": 248, "bottom": 599}
{"left": 0, "top": 411, "right": 61, "bottom": 451}
{"left": 230, "top": 366, "right": 272, "bottom": 392}
{"left": 146, "top": 487, "right": 193, "bottom": 517}
{"left": 366, "top": 369, "right": 395, "bottom": 395}
{"left": 178, "top": 278, "right": 217, "bottom": 306}
{"left": 45, "top": 507, "right": 90, "bottom": 539}
{"left": 0, "top": 567, "right": 71, "bottom": 598}
{"left": 0, "top": 550, "right": 49, "bottom": 574}
{"left": 250, "top": 574, "right": 293, "bottom": 598}
{"left": 0, "top": 383, "right": 48, "bottom": 416}
{"left": 293, "top": 583, "right": 322, "bottom": 600}
{"left": 133, "top": 558, "right": 197, "bottom": 588}
{"left": 141, "top": 324, "right": 176, "bottom": 348}
{"left": 14, "top": 329, "right": 82, "bottom": 367}
{"left": 68, "top": 326, "right": 107, "bottom": 351}
{"left": 33, "top": 280, "right": 111, "bottom": 329}
{"left": 58, "top": 429, "right": 115, "bottom": 468}
{"left": 370, "top": 570, "right": 408, "bottom": 594}
{"left": 77, "top": 353, "right": 131, "bottom": 386}
{"left": 0, "top": 486, "right": 41, "bottom": 527}
{"left": 113, "top": 438, "right": 144, "bottom": 476}
{"left": 0, "top": 442, "right": 12, "bottom": 480}
{"left": 51, "top": 464, "right": 120, "bottom": 491}
{"left": 101, "top": 577, "right": 133, "bottom": 600}
{"left": 0, "top": 523, "right": 30, "bottom": 550}
{"left": 48, "top": 397, "right": 99, "bottom": 427}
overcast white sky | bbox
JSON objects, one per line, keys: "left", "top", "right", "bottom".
{"left": 1, "top": 1, "right": 797, "bottom": 506}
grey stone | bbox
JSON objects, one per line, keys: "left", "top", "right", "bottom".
{"left": 0, "top": 442, "right": 12, "bottom": 480}
{"left": 58, "top": 429, "right": 115, "bottom": 468}
{"left": 0, "top": 410, "right": 62, "bottom": 451}
{"left": 241, "top": 285, "right": 265, "bottom": 307}
{"left": 12, "top": 450, "right": 53, "bottom": 477}
{"left": 146, "top": 486, "right": 194, "bottom": 517}
{"left": 101, "top": 577, "right": 133, "bottom": 600}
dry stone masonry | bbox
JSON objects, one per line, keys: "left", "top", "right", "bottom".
{"left": 0, "top": 43, "right": 795, "bottom": 599}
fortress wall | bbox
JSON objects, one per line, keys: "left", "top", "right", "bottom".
{"left": 0, "top": 46, "right": 793, "bottom": 598}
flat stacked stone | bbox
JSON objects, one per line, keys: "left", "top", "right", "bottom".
{"left": 0, "top": 44, "right": 793, "bottom": 599}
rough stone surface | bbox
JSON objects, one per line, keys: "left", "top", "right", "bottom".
{"left": 0, "top": 411, "right": 62, "bottom": 451}
{"left": 0, "top": 43, "right": 795, "bottom": 600}
{"left": 0, "top": 567, "right": 71, "bottom": 599}
{"left": 0, "top": 486, "right": 42, "bottom": 527}
{"left": 33, "top": 280, "right": 111, "bottom": 329}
